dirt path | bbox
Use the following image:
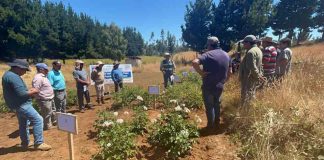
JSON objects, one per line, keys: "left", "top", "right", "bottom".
{"left": 0, "top": 103, "right": 239, "bottom": 160}
{"left": 0, "top": 65, "right": 239, "bottom": 160}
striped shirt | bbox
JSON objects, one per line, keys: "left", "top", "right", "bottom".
{"left": 262, "top": 46, "right": 277, "bottom": 76}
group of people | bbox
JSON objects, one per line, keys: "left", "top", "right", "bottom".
{"left": 2, "top": 59, "right": 66, "bottom": 151}
{"left": 1, "top": 58, "right": 124, "bottom": 151}
{"left": 1, "top": 34, "right": 292, "bottom": 151}
{"left": 192, "top": 35, "right": 292, "bottom": 129}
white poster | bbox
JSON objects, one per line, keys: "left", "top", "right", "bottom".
{"left": 148, "top": 85, "right": 160, "bottom": 95}
{"left": 89, "top": 64, "right": 133, "bottom": 85}
{"left": 57, "top": 113, "right": 78, "bottom": 134}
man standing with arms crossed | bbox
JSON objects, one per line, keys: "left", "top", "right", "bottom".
{"left": 73, "top": 60, "right": 92, "bottom": 113}
{"left": 48, "top": 60, "right": 67, "bottom": 113}
{"left": 239, "top": 35, "right": 265, "bottom": 105}
{"left": 192, "top": 37, "right": 230, "bottom": 129}
{"left": 2, "top": 59, "right": 51, "bottom": 150}
{"left": 91, "top": 61, "right": 105, "bottom": 104}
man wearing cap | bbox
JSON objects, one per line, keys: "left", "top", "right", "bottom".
{"left": 239, "top": 35, "right": 265, "bottom": 105}
{"left": 73, "top": 60, "right": 92, "bottom": 113}
{"left": 2, "top": 59, "right": 51, "bottom": 150}
{"left": 276, "top": 38, "right": 293, "bottom": 80}
{"left": 91, "top": 61, "right": 105, "bottom": 104}
{"left": 32, "top": 63, "right": 56, "bottom": 130}
{"left": 160, "top": 52, "right": 176, "bottom": 89}
{"left": 192, "top": 36, "right": 230, "bottom": 129}
{"left": 111, "top": 61, "right": 124, "bottom": 92}
{"left": 48, "top": 60, "right": 67, "bottom": 113}
{"left": 261, "top": 37, "right": 278, "bottom": 84}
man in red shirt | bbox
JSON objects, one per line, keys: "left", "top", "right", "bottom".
{"left": 261, "top": 37, "right": 278, "bottom": 85}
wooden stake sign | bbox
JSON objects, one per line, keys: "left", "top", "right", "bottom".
{"left": 148, "top": 85, "right": 160, "bottom": 109}
{"left": 57, "top": 113, "right": 78, "bottom": 160}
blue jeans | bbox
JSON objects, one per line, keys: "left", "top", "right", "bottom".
{"left": 16, "top": 104, "right": 44, "bottom": 146}
{"left": 202, "top": 87, "right": 223, "bottom": 127}
{"left": 163, "top": 71, "right": 173, "bottom": 89}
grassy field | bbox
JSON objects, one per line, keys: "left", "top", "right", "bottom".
{"left": 222, "top": 43, "right": 324, "bottom": 159}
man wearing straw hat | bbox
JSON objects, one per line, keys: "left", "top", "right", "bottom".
{"left": 160, "top": 52, "right": 176, "bottom": 89}
{"left": 73, "top": 60, "right": 92, "bottom": 113}
{"left": 91, "top": 61, "right": 105, "bottom": 104}
{"left": 2, "top": 59, "right": 51, "bottom": 150}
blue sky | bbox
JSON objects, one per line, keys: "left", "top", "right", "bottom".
{"left": 44, "top": 0, "right": 320, "bottom": 42}
{"left": 45, "top": 0, "right": 194, "bottom": 42}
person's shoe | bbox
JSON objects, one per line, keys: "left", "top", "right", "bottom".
{"left": 34, "top": 143, "right": 52, "bottom": 151}
{"left": 101, "top": 97, "right": 105, "bottom": 104}
{"left": 96, "top": 98, "right": 100, "bottom": 104}
{"left": 16, "top": 143, "right": 33, "bottom": 150}
{"left": 79, "top": 109, "right": 85, "bottom": 113}
{"left": 85, "top": 104, "right": 93, "bottom": 109}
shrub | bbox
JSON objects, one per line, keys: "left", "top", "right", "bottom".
{"left": 161, "top": 81, "right": 203, "bottom": 109}
{"left": 148, "top": 112, "right": 199, "bottom": 159}
{"left": 66, "top": 89, "right": 78, "bottom": 107}
{"left": 131, "top": 106, "right": 149, "bottom": 135}
{"left": 112, "top": 86, "right": 154, "bottom": 108}
{"left": 0, "top": 95, "right": 9, "bottom": 113}
{"left": 94, "top": 111, "right": 137, "bottom": 160}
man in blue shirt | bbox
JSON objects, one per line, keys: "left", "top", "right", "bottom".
{"left": 192, "top": 37, "right": 230, "bottom": 130}
{"left": 73, "top": 60, "right": 92, "bottom": 113}
{"left": 111, "top": 61, "right": 124, "bottom": 92}
{"left": 2, "top": 59, "right": 51, "bottom": 151}
{"left": 48, "top": 60, "right": 67, "bottom": 113}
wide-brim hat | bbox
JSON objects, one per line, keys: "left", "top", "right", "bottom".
{"left": 96, "top": 61, "right": 104, "bottom": 66}
{"left": 113, "top": 61, "right": 120, "bottom": 66}
{"left": 164, "top": 52, "right": 171, "bottom": 56}
{"left": 75, "top": 60, "right": 84, "bottom": 64}
{"left": 8, "top": 59, "right": 31, "bottom": 71}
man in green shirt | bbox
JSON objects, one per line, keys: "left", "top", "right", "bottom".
{"left": 239, "top": 35, "right": 265, "bottom": 105}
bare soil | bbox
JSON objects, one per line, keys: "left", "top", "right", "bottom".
{"left": 0, "top": 64, "right": 239, "bottom": 160}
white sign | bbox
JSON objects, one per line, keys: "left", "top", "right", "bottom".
{"left": 148, "top": 85, "right": 160, "bottom": 95}
{"left": 182, "top": 72, "right": 189, "bottom": 77}
{"left": 89, "top": 64, "right": 133, "bottom": 85}
{"left": 173, "top": 75, "right": 181, "bottom": 83}
{"left": 57, "top": 113, "right": 78, "bottom": 134}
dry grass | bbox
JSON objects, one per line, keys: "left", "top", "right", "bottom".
{"left": 223, "top": 42, "right": 324, "bottom": 159}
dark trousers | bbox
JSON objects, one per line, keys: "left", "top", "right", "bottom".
{"left": 163, "top": 72, "right": 173, "bottom": 89}
{"left": 77, "top": 89, "right": 90, "bottom": 109}
{"left": 202, "top": 87, "right": 223, "bottom": 127}
{"left": 114, "top": 81, "right": 123, "bottom": 92}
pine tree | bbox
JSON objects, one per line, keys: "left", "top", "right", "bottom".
{"left": 315, "top": 0, "right": 324, "bottom": 40}
{"left": 123, "top": 27, "right": 144, "bottom": 56}
{"left": 271, "top": 0, "right": 317, "bottom": 41}
{"left": 181, "top": 0, "right": 214, "bottom": 52}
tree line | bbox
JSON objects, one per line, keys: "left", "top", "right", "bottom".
{"left": 0, "top": 0, "right": 187, "bottom": 61}
{"left": 182, "top": 0, "right": 324, "bottom": 52}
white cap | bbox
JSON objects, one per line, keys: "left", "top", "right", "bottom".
{"left": 164, "top": 52, "right": 170, "bottom": 56}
